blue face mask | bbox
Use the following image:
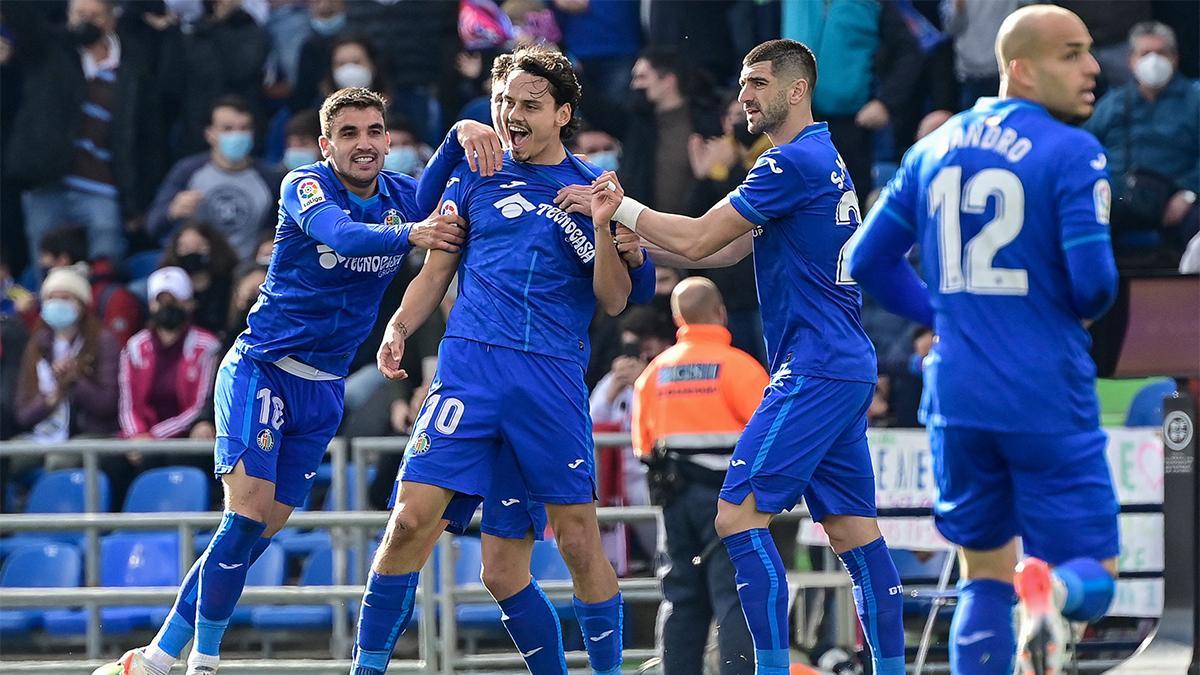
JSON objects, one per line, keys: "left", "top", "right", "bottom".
{"left": 41, "top": 298, "right": 80, "bottom": 331}
{"left": 310, "top": 13, "right": 347, "bottom": 37}
{"left": 384, "top": 146, "right": 424, "bottom": 176}
{"left": 590, "top": 150, "right": 619, "bottom": 173}
{"left": 218, "top": 131, "right": 254, "bottom": 163}
{"left": 282, "top": 147, "right": 319, "bottom": 170}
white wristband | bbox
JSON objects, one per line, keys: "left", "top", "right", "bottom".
{"left": 611, "top": 196, "right": 647, "bottom": 231}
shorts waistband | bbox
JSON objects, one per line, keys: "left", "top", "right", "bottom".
{"left": 274, "top": 355, "right": 342, "bottom": 381}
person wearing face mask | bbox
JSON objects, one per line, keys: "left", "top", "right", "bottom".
{"left": 146, "top": 96, "right": 285, "bottom": 260}
{"left": 280, "top": 108, "right": 323, "bottom": 171}
{"left": 14, "top": 267, "right": 120, "bottom": 444}
{"left": 160, "top": 223, "right": 239, "bottom": 336}
{"left": 289, "top": 0, "right": 350, "bottom": 113}
{"left": 383, "top": 118, "right": 433, "bottom": 178}
{"left": 1084, "top": 21, "right": 1199, "bottom": 266}
{"left": 4, "top": 0, "right": 167, "bottom": 273}
{"left": 319, "top": 36, "right": 391, "bottom": 103}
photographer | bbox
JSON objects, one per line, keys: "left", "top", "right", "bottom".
{"left": 632, "top": 277, "right": 767, "bottom": 674}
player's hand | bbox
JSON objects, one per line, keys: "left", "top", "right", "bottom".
{"left": 408, "top": 213, "right": 467, "bottom": 252}
{"left": 455, "top": 120, "right": 503, "bottom": 176}
{"left": 855, "top": 99, "right": 890, "bottom": 130}
{"left": 168, "top": 190, "right": 204, "bottom": 220}
{"left": 377, "top": 322, "right": 409, "bottom": 380}
{"left": 590, "top": 171, "right": 624, "bottom": 225}
{"left": 614, "top": 225, "right": 644, "bottom": 268}
{"left": 555, "top": 184, "right": 592, "bottom": 216}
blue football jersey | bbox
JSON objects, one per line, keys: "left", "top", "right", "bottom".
{"left": 437, "top": 152, "right": 625, "bottom": 368}
{"left": 238, "top": 161, "right": 419, "bottom": 376}
{"left": 867, "top": 98, "right": 1113, "bottom": 432}
{"left": 727, "top": 122, "right": 877, "bottom": 383}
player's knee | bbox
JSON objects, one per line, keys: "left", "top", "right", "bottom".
{"left": 480, "top": 562, "right": 527, "bottom": 600}
{"left": 820, "top": 515, "right": 881, "bottom": 554}
{"left": 713, "top": 501, "right": 756, "bottom": 539}
{"left": 381, "top": 509, "right": 431, "bottom": 549}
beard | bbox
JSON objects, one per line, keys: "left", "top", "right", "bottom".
{"left": 748, "top": 91, "right": 789, "bottom": 135}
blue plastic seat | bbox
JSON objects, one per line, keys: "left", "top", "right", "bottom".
{"left": 43, "top": 533, "right": 179, "bottom": 636}
{"left": 123, "top": 467, "right": 209, "bottom": 513}
{"left": 1125, "top": 378, "right": 1178, "bottom": 427}
{"left": 250, "top": 544, "right": 358, "bottom": 631}
{"left": 0, "top": 470, "right": 110, "bottom": 557}
{"left": 453, "top": 537, "right": 502, "bottom": 629}
{"left": 0, "top": 543, "right": 83, "bottom": 638}
{"left": 532, "top": 539, "right": 575, "bottom": 619}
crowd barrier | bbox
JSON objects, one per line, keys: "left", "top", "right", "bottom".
{"left": 0, "top": 427, "right": 1169, "bottom": 673}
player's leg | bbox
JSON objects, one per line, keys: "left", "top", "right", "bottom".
{"left": 478, "top": 447, "right": 566, "bottom": 675}
{"left": 715, "top": 375, "right": 866, "bottom": 675}
{"left": 500, "top": 350, "right": 622, "bottom": 675}
{"left": 806, "top": 394, "right": 906, "bottom": 675}
{"left": 1006, "top": 429, "right": 1120, "bottom": 674}
{"left": 929, "top": 425, "right": 1021, "bottom": 675}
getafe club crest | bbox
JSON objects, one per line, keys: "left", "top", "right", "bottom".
{"left": 257, "top": 429, "right": 275, "bottom": 452}
{"left": 384, "top": 209, "right": 403, "bottom": 228}
{"left": 410, "top": 432, "right": 431, "bottom": 455}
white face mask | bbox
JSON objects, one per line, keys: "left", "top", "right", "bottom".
{"left": 1132, "top": 52, "right": 1173, "bottom": 90}
{"left": 333, "top": 63, "right": 373, "bottom": 90}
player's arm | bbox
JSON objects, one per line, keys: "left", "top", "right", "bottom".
{"left": 377, "top": 249, "right": 462, "bottom": 380}
{"left": 1058, "top": 142, "right": 1119, "bottom": 321}
{"left": 415, "top": 121, "right": 503, "bottom": 214}
{"left": 591, "top": 171, "right": 755, "bottom": 261}
{"left": 847, "top": 164, "right": 935, "bottom": 327}
{"left": 591, "top": 214, "right": 633, "bottom": 316}
{"left": 285, "top": 174, "right": 465, "bottom": 256}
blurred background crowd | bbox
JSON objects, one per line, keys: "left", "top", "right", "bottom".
{"left": 0, "top": 0, "right": 1197, "bottom": 573}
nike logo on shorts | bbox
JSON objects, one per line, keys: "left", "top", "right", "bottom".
{"left": 589, "top": 630, "right": 614, "bottom": 642}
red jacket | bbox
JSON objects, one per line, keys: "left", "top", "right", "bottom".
{"left": 118, "top": 326, "right": 220, "bottom": 438}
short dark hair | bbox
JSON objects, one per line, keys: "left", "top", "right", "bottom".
{"left": 319, "top": 87, "right": 388, "bottom": 138}
{"left": 209, "top": 94, "right": 253, "bottom": 124}
{"left": 510, "top": 45, "right": 583, "bottom": 140}
{"left": 284, "top": 108, "right": 321, "bottom": 140}
{"left": 638, "top": 47, "right": 686, "bottom": 84}
{"left": 39, "top": 226, "right": 88, "bottom": 263}
{"left": 743, "top": 39, "right": 817, "bottom": 91}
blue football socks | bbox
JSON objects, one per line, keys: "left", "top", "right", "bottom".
{"left": 1055, "top": 557, "right": 1116, "bottom": 622}
{"left": 837, "top": 537, "right": 906, "bottom": 675}
{"left": 573, "top": 592, "right": 623, "bottom": 675}
{"left": 193, "top": 512, "right": 266, "bottom": 656}
{"left": 723, "top": 528, "right": 790, "bottom": 675}
{"left": 499, "top": 581, "right": 568, "bottom": 674}
{"left": 951, "top": 579, "right": 1017, "bottom": 675}
{"left": 350, "top": 570, "right": 419, "bottom": 675}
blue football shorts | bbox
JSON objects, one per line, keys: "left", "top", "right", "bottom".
{"left": 930, "top": 425, "right": 1120, "bottom": 564}
{"left": 397, "top": 337, "right": 595, "bottom": 521}
{"left": 213, "top": 344, "right": 344, "bottom": 507}
{"left": 721, "top": 372, "right": 877, "bottom": 520}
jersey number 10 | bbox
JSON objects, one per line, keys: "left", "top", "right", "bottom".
{"left": 929, "top": 166, "right": 1029, "bottom": 296}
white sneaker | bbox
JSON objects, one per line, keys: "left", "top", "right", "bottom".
{"left": 90, "top": 649, "right": 168, "bottom": 675}
{"left": 1015, "top": 558, "right": 1069, "bottom": 675}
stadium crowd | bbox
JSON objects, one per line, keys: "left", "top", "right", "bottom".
{"left": 0, "top": 0, "right": 1197, "bottom": 597}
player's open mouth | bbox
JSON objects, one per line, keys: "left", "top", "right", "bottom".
{"left": 352, "top": 154, "right": 376, "bottom": 167}
{"left": 509, "top": 125, "right": 531, "bottom": 148}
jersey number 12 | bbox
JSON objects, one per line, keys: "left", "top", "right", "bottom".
{"left": 929, "top": 166, "right": 1028, "bottom": 295}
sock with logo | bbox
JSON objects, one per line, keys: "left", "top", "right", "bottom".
{"left": 1054, "top": 557, "right": 1116, "bottom": 622}
{"left": 950, "top": 579, "right": 1017, "bottom": 675}
{"left": 498, "top": 580, "right": 567, "bottom": 674}
{"left": 149, "top": 536, "right": 272, "bottom": 661}
{"left": 722, "top": 528, "right": 789, "bottom": 675}
{"left": 351, "top": 570, "right": 420, "bottom": 674}
{"left": 193, "top": 512, "right": 266, "bottom": 657}
{"left": 573, "top": 592, "right": 622, "bottom": 675}
{"left": 837, "top": 537, "right": 906, "bottom": 675}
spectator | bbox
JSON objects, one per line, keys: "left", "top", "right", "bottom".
{"left": 146, "top": 96, "right": 283, "bottom": 260}
{"left": 159, "top": 0, "right": 270, "bottom": 158}
{"left": 117, "top": 266, "right": 221, "bottom": 441}
{"left": 222, "top": 260, "right": 268, "bottom": 351}
{"left": 263, "top": 0, "right": 312, "bottom": 99}
{"left": 4, "top": 0, "right": 167, "bottom": 268}
{"left": 37, "top": 225, "right": 143, "bottom": 344}
{"left": 942, "top": 0, "right": 1018, "bottom": 109}
{"left": 384, "top": 117, "right": 434, "bottom": 179}
{"left": 14, "top": 267, "right": 120, "bottom": 443}
{"left": 289, "top": 0, "right": 348, "bottom": 113}
{"left": 281, "top": 108, "right": 322, "bottom": 171}
{"left": 1084, "top": 21, "right": 1200, "bottom": 266}
{"left": 571, "top": 124, "right": 621, "bottom": 172}
{"left": 627, "top": 48, "right": 700, "bottom": 215}
{"left": 632, "top": 277, "right": 765, "bottom": 674}
{"left": 782, "top": 0, "right": 923, "bottom": 194}
{"left": 0, "top": 309, "right": 29, "bottom": 441}
{"left": 319, "top": 35, "right": 392, "bottom": 103}
{"left": 554, "top": 0, "right": 642, "bottom": 110}
{"left": 159, "top": 223, "right": 239, "bottom": 337}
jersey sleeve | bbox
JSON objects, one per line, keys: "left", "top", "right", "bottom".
{"left": 627, "top": 250, "right": 656, "bottom": 304}
{"left": 849, "top": 158, "right": 934, "bottom": 326}
{"left": 727, "top": 148, "right": 809, "bottom": 227}
{"left": 1055, "top": 134, "right": 1118, "bottom": 320}
{"left": 281, "top": 171, "right": 412, "bottom": 258}
{"left": 416, "top": 126, "right": 466, "bottom": 216}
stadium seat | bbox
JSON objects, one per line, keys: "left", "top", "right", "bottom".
{"left": 531, "top": 539, "right": 575, "bottom": 618}
{"left": 1125, "top": 378, "right": 1177, "bottom": 427}
{"left": 0, "top": 542, "right": 83, "bottom": 638}
{"left": 0, "top": 469, "right": 110, "bottom": 557}
{"left": 123, "top": 466, "right": 210, "bottom": 513}
{"left": 453, "top": 537, "right": 503, "bottom": 630}
{"left": 43, "top": 533, "right": 179, "bottom": 636}
{"left": 250, "top": 544, "right": 357, "bottom": 631}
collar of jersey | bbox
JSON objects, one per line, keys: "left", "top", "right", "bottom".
{"left": 677, "top": 324, "right": 732, "bottom": 345}
{"left": 974, "top": 96, "right": 1049, "bottom": 119}
{"left": 787, "top": 121, "right": 829, "bottom": 146}
{"left": 506, "top": 147, "right": 596, "bottom": 189}
{"left": 321, "top": 160, "right": 389, "bottom": 203}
